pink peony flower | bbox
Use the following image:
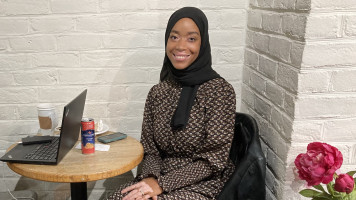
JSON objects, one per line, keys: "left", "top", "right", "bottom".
{"left": 294, "top": 142, "right": 343, "bottom": 186}
{"left": 334, "top": 174, "right": 355, "bottom": 194}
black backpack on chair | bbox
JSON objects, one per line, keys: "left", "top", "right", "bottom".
{"left": 217, "top": 112, "right": 266, "bottom": 200}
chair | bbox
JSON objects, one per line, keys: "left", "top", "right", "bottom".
{"left": 217, "top": 112, "right": 266, "bottom": 200}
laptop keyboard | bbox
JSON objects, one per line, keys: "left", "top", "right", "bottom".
{"left": 24, "top": 137, "right": 59, "bottom": 160}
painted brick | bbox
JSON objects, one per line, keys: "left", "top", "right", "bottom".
{"left": 9, "top": 35, "right": 56, "bottom": 52}
{"left": 13, "top": 70, "right": 57, "bottom": 86}
{"left": 124, "top": 13, "right": 168, "bottom": 30}
{"left": 215, "top": 65, "right": 243, "bottom": 82}
{"left": 241, "top": 84, "right": 255, "bottom": 108}
{"left": 0, "top": 106, "right": 17, "bottom": 120}
{"left": 292, "top": 120, "right": 323, "bottom": 142}
{"left": 259, "top": 55, "right": 278, "bottom": 80}
{"left": 33, "top": 53, "right": 79, "bottom": 68}
{"left": 108, "top": 102, "right": 144, "bottom": 118}
{"left": 51, "top": 0, "right": 98, "bottom": 14}
{"left": 210, "top": 30, "right": 245, "bottom": 47}
{"left": 283, "top": 92, "right": 296, "bottom": 117}
{"left": 102, "top": 32, "right": 151, "bottom": 49}
{"left": 345, "top": 15, "right": 356, "bottom": 37}
{"left": 295, "top": 95, "right": 356, "bottom": 118}
{"left": 0, "top": 88, "right": 37, "bottom": 103}
{"left": 100, "top": 0, "right": 146, "bottom": 12}
{"left": 250, "top": 71, "right": 266, "bottom": 95}
{"left": 87, "top": 86, "right": 127, "bottom": 102}
{"left": 0, "top": 72, "right": 15, "bottom": 86}
{"left": 83, "top": 103, "right": 109, "bottom": 118}
{"left": 0, "top": 18, "right": 28, "bottom": 35}
{"left": 244, "top": 48, "right": 259, "bottom": 69}
{"left": 1, "top": 0, "right": 49, "bottom": 15}
{"left": 219, "top": 10, "right": 246, "bottom": 29}
{"left": 247, "top": 10, "right": 262, "bottom": 29}
{"left": 282, "top": 14, "right": 307, "bottom": 39}
{"left": 303, "top": 42, "right": 356, "bottom": 67}
{"left": 323, "top": 119, "right": 356, "bottom": 142}
{"left": 312, "top": 0, "right": 356, "bottom": 10}
{"left": 38, "top": 87, "right": 86, "bottom": 103}
{"left": 146, "top": 1, "right": 188, "bottom": 10}
{"left": 262, "top": 12, "right": 282, "bottom": 34}
{"left": 126, "top": 85, "right": 151, "bottom": 101}
{"left": 290, "top": 41, "right": 304, "bottom": 67}
{"left": 295, "top": 0, "right": 311, "bottom": 10}
{"left": 254, "top": 96, "right": 271, "bottom": 120}
{"left": 330, "top": 69, "right": 356, "bottom": 92}
{"left": 266, "top": 82, "right": 284, "bottom": 107}
{"left": 215, "top": 47, "right": 244, "bottom": 64}
{"left": 0, "top": 54, "right": 32, "bottom": 70}
{"left": 267, "top": 148, "right": 286, "bottom": 180}
{"left": 17, "top": 105, "right": 42, "bottom": 120}
{"left": 268, "top": 36, "right": 291, "bottom": 63}
{"left": 80, "top": 50, "right": 125, "bottom": 67}
{"left": 199, "top": 0, "right": 246, "bottom": 9}
{"left": 256, "top": 0, "right": 274, "bottom": 9}
{"left": 0, "top": 39, "right": 8, "bottom": 51}
{"left": 57, "top": 34, "right": 102, "bottom": 51}
{"left": 30, "top": 17, "right": 74, "bottom": 33}
{"left": 273, "top": 0, "right": 295, "bottom": 10}
{"left": 276, "top": 63, "right": 298, "bottom": 93}
{"left": 247, "top": 31, "right": 270, "bottom": 53}
{"left": 298, "top": 70, "right": 329, "bottom": 93}
{"left": 305, "top": 14, "right": 339, "bottom": 39}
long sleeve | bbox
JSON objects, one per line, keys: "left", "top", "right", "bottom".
{"left": 158, "top": 81, "right": 236, "bottom": 192}
{"left": 138, "top": 87, "right": 162, "bottom": 179}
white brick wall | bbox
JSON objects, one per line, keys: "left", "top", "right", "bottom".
{"left": 243, "top": 0, "right": 356, "bottom": 199}
{"left": 0, "top": 1, "right": 247, "bottom": 199}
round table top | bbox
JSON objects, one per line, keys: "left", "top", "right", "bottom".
{"left": 7, "top": 133, "right": 143, "bottom": 183}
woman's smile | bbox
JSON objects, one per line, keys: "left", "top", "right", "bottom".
{"left": 166, "top": 18, "right": 201, "bottom": 70}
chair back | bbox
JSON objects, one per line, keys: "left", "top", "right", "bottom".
{"left": 217, "top": 112, "right": 266, "bottom": 200}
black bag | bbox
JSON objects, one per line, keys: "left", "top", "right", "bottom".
{"left": 217, "top": 112, "right": 266, "bottom": 200}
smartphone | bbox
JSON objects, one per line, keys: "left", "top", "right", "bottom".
{"left": 97, "top": 132, "right": 127, "bottom": 144}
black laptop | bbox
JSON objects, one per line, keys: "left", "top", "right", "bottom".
{"left": 0, "top": 89, "right": 87, "bottom": 165}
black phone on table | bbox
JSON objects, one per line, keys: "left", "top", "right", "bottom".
{"left": 97, "top": 132, "right": 127, "bottom": 144}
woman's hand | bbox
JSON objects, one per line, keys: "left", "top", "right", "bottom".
{"left": 121, "top": 177, "right": 163, "bottom": 200}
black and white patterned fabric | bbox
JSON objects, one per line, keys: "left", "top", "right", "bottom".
{"left": 108, "top": 78, "right": 236, "bottom": 200}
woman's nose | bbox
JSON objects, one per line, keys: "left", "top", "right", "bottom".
{"left": 176, "top": 39, "right": 186, "bottom": 50}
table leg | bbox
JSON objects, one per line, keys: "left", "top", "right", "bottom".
{"left": 70, "top": 182, "right": 87, "bottom": 200}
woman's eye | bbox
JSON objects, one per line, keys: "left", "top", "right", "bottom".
{"left": 188, "top": 37, "right": 196, "bottom": 42}
{"left": 170, "top": 35, "right": 178, "bottom": 40}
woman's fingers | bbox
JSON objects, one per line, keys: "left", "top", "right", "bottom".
{"left": 152, "top": 195, "right": 158, "bottom": 200}
{"left": 121, "top": 181, "right": 156, "bottom": 200}
{"left": 121, "top": 182, "right": 144, "bottom": 193}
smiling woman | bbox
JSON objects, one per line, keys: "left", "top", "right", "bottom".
{"left": 108, "top": 7, "right": 236, "bottom": 200}
{"left": 166, "top": 18, "right": 201, "bottom": 70}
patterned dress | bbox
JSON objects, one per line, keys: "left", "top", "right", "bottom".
{"left": 108, "top": 78, "right": 236, "bottom": 200}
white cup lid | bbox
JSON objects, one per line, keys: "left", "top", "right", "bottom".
{"left": 37, "top": 103, "right": 55, "bottom": 109}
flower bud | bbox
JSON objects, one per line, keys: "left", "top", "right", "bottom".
{"left": 334, "top": 174, "right": 355, "bottom": 194}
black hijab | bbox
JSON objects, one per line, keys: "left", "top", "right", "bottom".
{"left": 160, "top": 7, "right": 220, "bottom": 130}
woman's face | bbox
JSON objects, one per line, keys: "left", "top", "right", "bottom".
{"left": 166, "top": 18, "right": 201, "bottom": 70}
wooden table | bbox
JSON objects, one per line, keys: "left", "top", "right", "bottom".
{"left": 6, "top": 133, "right": 144, "bottom": 200}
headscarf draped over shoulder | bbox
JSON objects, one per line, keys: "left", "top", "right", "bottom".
{"left": 160, "top": 7, "right": 220, "bottom": 130}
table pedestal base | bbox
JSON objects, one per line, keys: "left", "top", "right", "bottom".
{"left": 71, "top": 182, "right": 87, "bottom": 200}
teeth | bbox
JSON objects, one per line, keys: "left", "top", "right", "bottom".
{"left": 176, "top": 56, "right": 186, "bottom": 59}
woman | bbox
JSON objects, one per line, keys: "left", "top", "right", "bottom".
{"left": 108, "top": 7, "right": 236, "bottom": 200}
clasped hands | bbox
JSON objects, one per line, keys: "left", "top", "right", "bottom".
{"left": 122, "top": 177, "right": 163, "bottom": 200}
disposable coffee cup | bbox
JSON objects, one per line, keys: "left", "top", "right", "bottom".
{"left": 37, "top": 103, "right": 58, "bottom": 135}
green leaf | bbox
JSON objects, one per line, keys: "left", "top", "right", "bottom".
{"left": 313, "top": 184, "right": 327, "bottom": 193}
{"left": 347, "top": 171, "right": 356, "bottom": 177}
{"left": 300, "top": 189, "right": 322, "bottom": 198}
{"left": 327, "top": 182, "right": 335, "bottom": 196}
